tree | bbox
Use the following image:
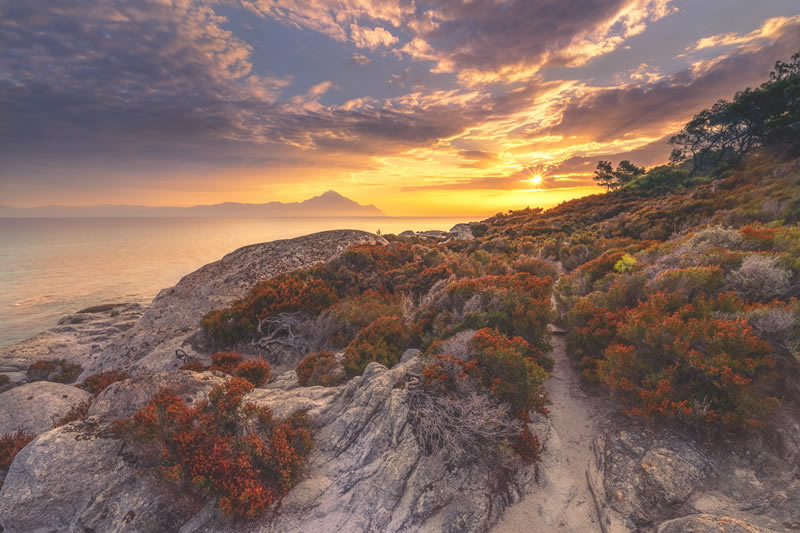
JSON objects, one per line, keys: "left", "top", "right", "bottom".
{"left": 593, "top": 160, "right": 646, "bottom": 191}
{"left": 593, "top": 161, "right": 617, "bottom": 191}
{"left": 670, "top": 50, "right": 800, "bottom": 175}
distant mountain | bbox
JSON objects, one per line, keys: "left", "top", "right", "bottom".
{"left": 0, "top": 190, "right": 385, "bottom": 218}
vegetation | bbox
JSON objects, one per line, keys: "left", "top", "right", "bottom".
{"left": 26, "top": 359, "right": 82, "bottom": 384}
{"left": 0, "top": 427, "right": 35, "bottom": 489}
{"left": 115, "top": 378, "right": 312, "bottom": 518}
{"left": 670, "top": 52, "right": 800, "bottom": 175}
{"left": 79, "top": 370, "right": 130, "bottom": 396}
{"left": 296, "top": 351, "right": 345, "bottom": 387}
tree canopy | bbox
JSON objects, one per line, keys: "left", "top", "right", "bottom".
{"left": 669, "top": 51, "right": 800, "bottom": 174}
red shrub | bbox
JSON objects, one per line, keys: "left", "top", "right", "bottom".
{"left": 233, "top": 359, "right": 272, "bottom": 387}
{"left": 741, "top": 224, "right": 778, "bottom": 249}
{"left": 79, "top": 370, "right": 129, "bottom": 396}
{"left": 597, "top": 292, "right": 779, "bottom": 427}
{"left": 210, "top": 352, "right": 243, "bottom": 374}
{"left": 344, "top": 316, "right": 411, "bottom": 376}
{"left": 179, "top": 361, "right": 205, "bottom": 372}
{"left": 0, "top": 427, "right": 35, "bottom": 470}
{"left": 296, "top": 351, "right": 345, "bottom": 387}
{"left": 115, "top": 378, "right": 312, "bottom": 518}
{"left": 471, "top": 328, "right": 551, "bottom": 416}
{"left": 566, "top": 298, "right": 628, "bottom": 378}
{"left": 513, "top": 426, "right": 541, "bottom": 465}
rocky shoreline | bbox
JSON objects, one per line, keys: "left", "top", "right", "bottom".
{"left": 0, "top": 227, "right": 798, "bottom": 532}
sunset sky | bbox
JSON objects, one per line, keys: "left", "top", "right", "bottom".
{"left": 2, "top": 1, "right": 799, "bottom": 216}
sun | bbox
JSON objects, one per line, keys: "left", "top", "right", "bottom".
{"left": 530, "top": 174, "right": 543, "bottom": 186}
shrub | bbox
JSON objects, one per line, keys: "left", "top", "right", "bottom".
{"left": 440, "top": 273, "right": 554, "bottom": 352}
{"left": 513, "top": 426, "right": 542, "bottom": 465}
{"left": 472, "top": 223, "right": 489, "bottom": 237}
{"left": 53, "top": 399, "right": 92, "bottom": 427}
{"left": 233, "top": 359, "right": 272, "bottom": 387}
{"left": 729, "top": 254, "right": 791, "bottom": 302}
{"left": 512, "top": 256, "right": 558, "bottom": 278}
{"left": 613, "top": 253, "right": 637, "bottom": 273}
{"left": 344, "top": 316, "right": 411, "bottom": 376}
{"left": 0, "top": 427, "right": 35, "bottom": 470}
{"left": 210, "top": 352, "right": 243, "bottom": 374}
{"left": 565, "top": 298, "right": 629, "bottom": 377}
{"left": 470, "top": 328, "right": 551, "bottom": 416}
{"left": 645, "top": 266, "right": 726, "bottom": 301}
{"left": 26, "top": 359, "right": 82, "bottom": 384}
{"left": 79, "top": 370, "right": 129, "bottom": 396}
{"left": 114, "top": 378, "right": 312, "bottom": 518}
{"left": 180, "top": 361, "right": 206, "bottom": 372}
{"left": 408, "top": 374, "right": 520, "bottom": 461}
{"left": 597, "top": 293, "right": 779, "bottom": 428}
{"left": 296, "top": 351, "right": 345, "bottom": 387}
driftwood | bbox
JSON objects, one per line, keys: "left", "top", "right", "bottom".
{"left": 255, "top": 312, "right": 309, "bottom": 353}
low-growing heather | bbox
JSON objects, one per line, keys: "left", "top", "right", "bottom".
{"left": 233, "top": 359, "right": 272, "bottom": 387}
{"left": 296, "top": 351, "right": 345, "bottom": 387}
{"left": 0, "top": 427, "right": 35, "bottom": 475}
{"left": 209, "top": 352, "right": 243, "bottom": 374}
{"left": 26, "top": 359, "right": 82, "bottom": 384}
{"left": 79, "top": 370, "right": 130, "bottom": 396}
{"left": 114, "top": 378, "right": 312, "bottom": 518}
{"left": 344, "top": 316, "right": 411, "bottom": 376}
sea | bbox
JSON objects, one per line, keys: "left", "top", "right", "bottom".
{"left": 0, "top": 216, "right": 470, "bottom": 347}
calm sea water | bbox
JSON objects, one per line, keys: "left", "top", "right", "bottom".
{"left": 0, "top": 217, "right": 469, "bottom": 347}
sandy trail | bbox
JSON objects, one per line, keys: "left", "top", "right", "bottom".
{"left": 493, "top": 334, "right": 605, "bottom": 533}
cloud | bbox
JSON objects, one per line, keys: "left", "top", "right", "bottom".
{"left": 689, "top": 14, "right": 800, "bottom": 52}
{"left": 543, "top": 26, "right": 800, "bottom": 146}
{"left": 349, "top": 24, "right": 397, "bottom": 50}
{"left": 352, "top": 53, "right": 373, "bottom": 65}
{"left": 402, "top": 0, "right": 678, "bottom": 84}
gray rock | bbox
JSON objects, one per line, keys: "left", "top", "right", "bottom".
{"left": 400, "top": 348, "right": 420, "bottom": 363}
{"left": 591, "top": 428, "right": 712, "bottom": 528}
{"left": 417, "top": 230, "right": 449, "bottom": 240}
{"left": 84, "top": 230, "right": 385, "bottom": 376}
{"left": 448, "top": 223, "right": 475, "bottom": 240}
{"left": 656, "top": 514, "right": 778, "bottom": 533}
{"left": 0, "top": 304, "right": 145, "bottom": 385}
{"left": 0, "top": 381, "right": 92, "bottom": 435}
{"left": 398, "top": 230, "right": 416, "bottom": 238}
{"left": 0, "top": 419, "right": 188, "bottom": 532}
{"left": 88, "top": 370, "right": 224, "bottom": 422}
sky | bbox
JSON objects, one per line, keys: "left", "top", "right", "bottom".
{"left": 1, "top": 1, "right": 799, "bottom": 216}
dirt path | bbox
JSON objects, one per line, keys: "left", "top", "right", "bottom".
{"left": 492, "top": 334, "right": 606, "bottom": 532}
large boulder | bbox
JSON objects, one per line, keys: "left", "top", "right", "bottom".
{"left": 0, "top": 419, "right": 187, "bottom": 532}
{"left": 86, "top": 230, "right": 385, "bottom": 376}
{"left": 0, "top": 381, "right": 91, "bottom": 435}
{"left": 587, "top": 428, "right": 712, "bottom": 529}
